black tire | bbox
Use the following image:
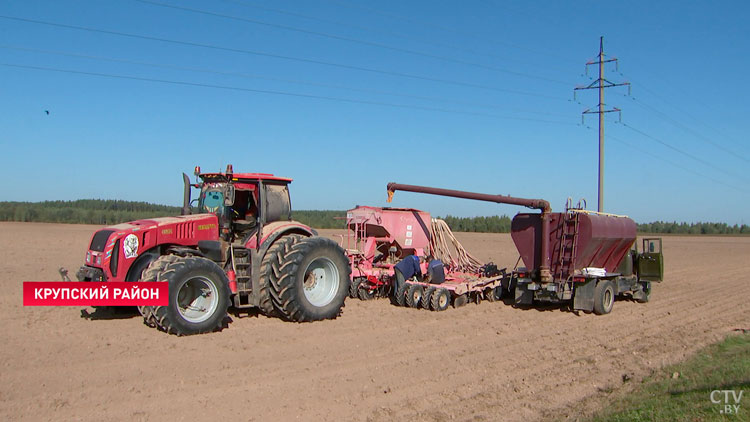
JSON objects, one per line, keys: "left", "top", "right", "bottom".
{"left": 430, "top": 288, "right": 450, "bottom": 312}
{"left": 139, "top": 255, "right": 230, "bottom": 335}
{"left": 422, "top": 287, "right": 436, "bottom": 309}
{"left": 137, "top": 254, "right": 180, "bottom": 320}
{"left": 269, "top": 237, "right": 351, "bottom": 322}
{"left": 392, "top": 281, "right": 409, "bottom": 307}
{"left": 484, "top": 287, "right": 496, "bottom": 302}
{"left": 453, "top": 293, "right": 469, "bottom": 308}
{"left": 358, "top": 284, "right": 376, "bottom": 300}
{"left": 259, "top": 234, "right": 303, "bottom": 317}
{"left": 636, "top": 281, "right": 651, "bottom": 303}
{"left": 593, "top": 279, "right": 615, "bottom": 315}
{"left": 350, "top": 277, "right": 363, "bottom": 299}
{"left": 406, "top": 284, "right": 424, "bottom": 308}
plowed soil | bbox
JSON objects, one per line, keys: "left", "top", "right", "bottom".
{"left": 1, "top": 222, "right": 748, "bottom": 421}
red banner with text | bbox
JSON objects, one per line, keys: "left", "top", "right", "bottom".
{"left": 23, "top": 282, "right": 169, "bottom": 306}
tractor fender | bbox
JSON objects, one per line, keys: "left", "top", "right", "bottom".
{"left": 246, "top": 221, "right": 316, "bottom": 255}
{"left": 125, "top": 246, "right": 162, "bottom": 282}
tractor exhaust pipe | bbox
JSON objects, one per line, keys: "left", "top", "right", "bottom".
{"left": 181, "top": 173, "right": 192, "bottom": 215}
{"left": 386, "top": 182, "right": 553, "bottom": 281}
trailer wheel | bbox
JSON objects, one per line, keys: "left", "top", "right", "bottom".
{"left": 422, "top": 287, "right": 436, "bottom": 309}
{"left": 593, "top": 280, "right": 615, "bottom": 315}
{"left": 350, "top": 277, "right": 363, "bottom": 299}
{"left": 358, "top": 284, "right": 376, "bottom": 300}
{"left": 636, "top": 281, "right": 651, "bottom": 303}
{"left": 453, "top": 293, "right": 468, "bottom": 308}
{"left": 406, "top": 284, "right": 424, "bottom": 308}
{"left": 430, "top": 288, "right": 450, "bottom": 311}
{"left": 139, "top": 255, "right": 230, "bottom": 335}
{"left": 259, "top": 234, "right": 303, "bottom": 316}
{"left": 270, "top": 237, "right": 351, "bottom": 321}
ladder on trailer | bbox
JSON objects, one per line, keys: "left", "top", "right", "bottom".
{"left": 556, "top": 199, "right": 581, "bottom": 281}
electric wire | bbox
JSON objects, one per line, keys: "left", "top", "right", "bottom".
{"left": 0, "top": 44, "right": 571, "bottom": 118}
{"left": 612, "top": 72, "right": 749, "bottom": 163}
{"left": 624, "top": 72, "right": 746, "bottom": 148}
{"left": 0, "top": 14, "right": 568, "bottom": 102}
{"left": 324, "top": 0, "right": 575, "bottom": 64}
{"left": 0, "top": 62, "right": 576, "bottom": 124}
{"left": 217, "top": 0, "right": 576, "bottom": 73}
{"left": 618, "top": 122, "right": 747, "bottom": 181}
{"left": 606, "top": 133, "right": 745, "bottom": 193}
{"left": 134, "top": 0, "right": 572, "bottom": 86}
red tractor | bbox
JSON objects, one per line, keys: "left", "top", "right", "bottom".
{"left": 66, "top": 165, "right": 351, "bottom": 335}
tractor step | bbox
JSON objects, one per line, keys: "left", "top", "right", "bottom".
{"left": 233, "top": 290, "right": 254, "bottom": 308}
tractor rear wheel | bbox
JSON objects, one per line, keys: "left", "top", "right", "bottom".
{"left": 406, "top": 284, "right": 424, "bottom": 308}
{"left": 593, "top": 280, "right": 615, "bottom": 315}
{"left": 139, "top": 255, "right": 230, "bottom": 335}
{"left": 259, "top": 234, "right": 303, "bottom": 317}
{"left": 430, "top": 288, "right": 450, "bottom": 311}
{"left": 269, "top": 237, "right": 351, "bottom": 321}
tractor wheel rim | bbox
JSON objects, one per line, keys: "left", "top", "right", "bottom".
{"left": 438, "top": 293, "right": 448, "bottom": 308}
{"left": 303, "top": 257, "right": 340, "bottom": 307}
{"left": 177, "top": 276, "right": 219, "bottom": 323}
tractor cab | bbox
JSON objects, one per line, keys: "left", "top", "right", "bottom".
{"left": 185, "top": 165, "right": 293, "bottom": 242}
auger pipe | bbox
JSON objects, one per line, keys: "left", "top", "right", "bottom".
{"left": 386, "top": 182, "right": 553, "bottom": 281}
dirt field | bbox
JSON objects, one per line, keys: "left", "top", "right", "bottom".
{"left": 1, "top": 222, "right": 748, "bottom": 421}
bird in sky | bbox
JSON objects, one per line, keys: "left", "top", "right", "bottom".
{"left": 44, "top": 110, "right": 49, "bottom": 115}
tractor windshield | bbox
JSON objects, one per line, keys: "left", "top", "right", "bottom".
{"left": 199, "top": 188, "right": 225, "bottom": 216}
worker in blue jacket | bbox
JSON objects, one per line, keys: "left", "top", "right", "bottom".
{"left": 393, "top": 254, "right": 421, "bottom": 303}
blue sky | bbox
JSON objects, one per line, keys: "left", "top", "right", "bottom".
{"left": 1, "top": 0, "right": 748, "bottom": 224}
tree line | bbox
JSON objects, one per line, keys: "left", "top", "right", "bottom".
{"left": 1, "top": 200, "right": 747, "bottom": 234}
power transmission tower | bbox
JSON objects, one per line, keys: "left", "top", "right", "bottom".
{"left": 574, "top": 36, "right": 630, "bottom": 212}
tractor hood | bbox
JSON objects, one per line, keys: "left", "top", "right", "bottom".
{"left": 81, "top": 214, "right": 220, "bottom": 280}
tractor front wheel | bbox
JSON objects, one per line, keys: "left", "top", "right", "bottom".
{"left": 139, "top": 255, "right": 230, "bottom": 335}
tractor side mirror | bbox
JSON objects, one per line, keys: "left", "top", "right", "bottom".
{"left": 224, "top": 185, "right": 235, "bottom": 206}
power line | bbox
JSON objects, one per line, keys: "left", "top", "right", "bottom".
{"left": 324, "top": 0, "right": 575, "bottom": 64}
{"left": 134, "top": 0, "right": 572, "bottom": 86}
{"left": 0, "top": 62, "right": 577, "bottom": 124}
{"left": 607, "top": 133, "right": 745, "bottom": 193}
{"left": 0, "top": 14, "right": 568, "bottom": 102}
{"left": 615, "top": 76, "right": 750, "bottom": 163}
{"left": 0, "top": 44, "right": 571, "bottom": 118}
{"left": 618, "top": 122, "right": 748, "bottom": 182}
{"left": 627, "top": 95, "right": 749, "bottom": 163}
{"left": 218, "top": 0, "right": 576, "bottom": 72}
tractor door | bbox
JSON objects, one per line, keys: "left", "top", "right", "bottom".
{"left": 261, "top": 182, "right": 292, "bottom": 223}
{"left": 638, "top": 238, "right": 664, "bottom": 282}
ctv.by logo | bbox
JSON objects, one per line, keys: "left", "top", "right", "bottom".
{"left": 711, "top": 389, "right": 743, "bottom": 415}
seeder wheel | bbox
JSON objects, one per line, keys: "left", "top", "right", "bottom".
{"left": 453, "top": 293, "right": 468, "bottom": 308}
{"left": 422, "top": 287, "right": 436, "bottom": 309}
{"left": 430, "top": 288, "right": 451, "bottom": 312}
{"left": 392, "top": 282, "right": 409, "bottom": 307}
{"left": 349, "top": 277, "right": 363, "bottom": 299}
{"left": 358, "top": 285, "right": 376, "bottom": 300}
{"left": 406, "top": 284, "right": 424, "bottom": 308}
